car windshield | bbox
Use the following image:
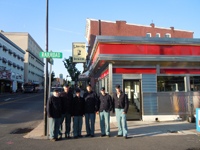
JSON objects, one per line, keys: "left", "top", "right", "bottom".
{"left": 51, "top": 88, "right": 64, "bottom": 92}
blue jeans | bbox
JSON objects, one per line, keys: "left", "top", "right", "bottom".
{"left": 59, "top": 112, "right": 71, "bottom": 137}
{"left": 85, "top": 113, "right": 95, "bottom": 135}
{"left": 115, "top": 108, "right": 128, "bottom": 137}
{"left": 49, "top": 118, "right": 60, "bottom": 139}
{"left": 99, "top": 110, "right": 110, "bottom": 135}
{"left": 73, "top": 116, "right": 83, "bottom": 137}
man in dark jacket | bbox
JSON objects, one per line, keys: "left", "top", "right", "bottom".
{"left": 72, "top": 88, "right": 85, "bottom": 138}
{"left": 47, "top": 89, "right": 62, "bottom": 141}
{"left": 58, "top": 84, "right": 73, "bottom": 139}
{"left": 113, "top": 84, "right": 129, "bottom": 139}
{"left": 83, "top": 84, "right": 99, "bottom": 137}
{"left": 97, "top": 87, "right": 112, "bottom": 137}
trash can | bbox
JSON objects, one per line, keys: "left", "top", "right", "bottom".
{"left": 196, "top": 108, "right": 200, "bottom": 132}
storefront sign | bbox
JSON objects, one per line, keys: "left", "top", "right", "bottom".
{"left": 72, "top": 43, "right": 86, "bottom": 63}
{"left": 0, "top": 71, "right": 11, "bottom": 80}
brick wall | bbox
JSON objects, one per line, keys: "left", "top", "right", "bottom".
{"left": 86, "top": 19, "right": 194, "bottom": 57}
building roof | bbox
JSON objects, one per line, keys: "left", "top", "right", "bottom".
{"left": 0, "top": 32, "right": 25, "bottom": 54}
{"left": 0, "top": 31, "right": 44, "bottom": 52}
{"left": 85, "top": 18, "right": 194, "bottom": 42}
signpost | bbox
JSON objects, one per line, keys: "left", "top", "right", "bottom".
{"left": 40, "top": 49, "right": 62, "bottom": 138}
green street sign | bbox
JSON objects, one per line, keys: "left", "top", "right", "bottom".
{"left": 39, "top": 52, "right": 62, "bottom": 58}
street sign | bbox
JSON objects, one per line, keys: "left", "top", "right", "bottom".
{"left": 39, "top": 52, "right": 62, "bottom": 58}
{"left": 72, "top": 43, "right": 86, "bottom": 63}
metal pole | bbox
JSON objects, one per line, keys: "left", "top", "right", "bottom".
{"left": 47, "top": 56, "right": 52, "bottom": 139}
{"left": 43, "top": 0, "right": 49, "bottom": 136}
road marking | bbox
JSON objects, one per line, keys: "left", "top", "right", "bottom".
{"left": 0, "top": 94, "right": 43, "bottom": 106}
{"left": 4, "top": 98, "right": 12, "bottom": 101}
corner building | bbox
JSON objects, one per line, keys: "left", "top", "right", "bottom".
{"left": 85, "top": 19, "right": 200, "bottom": 121}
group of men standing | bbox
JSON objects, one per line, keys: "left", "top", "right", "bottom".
{"left": 47, "top": 83, "right": 129, "bottom": 141}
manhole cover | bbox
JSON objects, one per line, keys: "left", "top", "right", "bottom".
{"left": 10, "top": 128, "right": 33, "bottom": 134}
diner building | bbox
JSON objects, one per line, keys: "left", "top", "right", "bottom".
{"left": 84, "top": 19, "right": 200, "bottom": 121}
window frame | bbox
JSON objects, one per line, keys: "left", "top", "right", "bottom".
{"left": 157, "top": 75, "right": 186, "bottom": 92}
{"left": 156, "top": 33, "right": 160, "bottom": 37}
{"left": 146, "top": 33, "right": 151, "bottom": 37}
{"left": 165, "top": 33, "right": 171, "bottom": 38}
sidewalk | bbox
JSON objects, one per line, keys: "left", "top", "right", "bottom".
{"left": 24, "top": 115, "right": 199, "bottom": 140}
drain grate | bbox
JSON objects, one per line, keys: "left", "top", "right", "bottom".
{"left": 10, "top": 128, "right": 33, "bottom": 134}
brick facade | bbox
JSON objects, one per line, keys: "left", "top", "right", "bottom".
{"left": 85, "top": 19, "right": 194, "bottom": 58}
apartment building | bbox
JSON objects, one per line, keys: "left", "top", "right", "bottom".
{"left": 0, "top": 32, "right": 25, "bottom": 93}
{"left": 0, "top": 31, "right": 44, "bottom": 89}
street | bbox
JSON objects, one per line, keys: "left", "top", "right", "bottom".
{"left": 0, "top": 92, "right": 199, "bottom": 150}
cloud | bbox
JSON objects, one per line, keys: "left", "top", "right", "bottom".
{"left": 50, "top": 27, "right": 82, "bottom": 35}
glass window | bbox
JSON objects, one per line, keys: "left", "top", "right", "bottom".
{"left": 190, "top": 76, "right": 200, "bottom": 91}
{"left": 156, "top": 33, "right": 160, "bottom": 37}
{"left": 146, "top": 33, "right": 151, "bottom": 37}
{"left": 165, "top": 33, "right": 171, "bottom": 38}
{"left": 157, "top": 76, "right": 185, "bottom": 92}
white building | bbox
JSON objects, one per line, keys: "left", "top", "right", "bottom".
{"left": 0, "top": 31, "right": 44, "bottom": 89}
{"left": 0, "top": 32, "right": 25, "bottom": 93}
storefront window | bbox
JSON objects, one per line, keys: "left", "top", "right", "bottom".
{"left": 190, "top": 76, "right": 200, "bottom": 91}
{"left": 157, "top": 76, "right": 185, "bottom": 92}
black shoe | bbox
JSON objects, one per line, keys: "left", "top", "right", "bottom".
{"left": 115, "top": 135, "right": 123, "bottom": 137}
{"left": 91, "top": 135, "right": 95, "bottom": 137}
{"left": 107, "top": 135, "right": 110, "bottom": 138}
{"left": 57, "top": 137, "right": 62, "bottom": 140}
{"left": 85, "top": 134, "right": 91, "bottom": 137}
{"left": 65, "top": 135, "right": 71, "bottom": 139}
{"left": 100, "top": 134, "right": 106, "bottom": 137}
{"left": 78, "top": 135, "right": 83, "bottom": 138}
{"left": 124, "top": 136, "right": 127, "bottom": 139}
{"left": 74, "top": 136, "right": 78, "bottom": 139}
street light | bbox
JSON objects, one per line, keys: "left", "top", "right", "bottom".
{"left": 43, "top": 0, "right": 49, "bottom": 136}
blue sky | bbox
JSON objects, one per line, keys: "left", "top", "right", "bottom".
{"left": 0, "top": 0, "right": 200, "bottom": 80}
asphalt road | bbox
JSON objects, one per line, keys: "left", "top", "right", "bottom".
{"left": 0, "top": 92, "right": 200, "bottom": 150}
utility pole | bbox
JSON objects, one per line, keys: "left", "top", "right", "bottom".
{"left": 43, "top": 0, "right": 49, "bottom": 136}
{"left": 47, "top": 51, "right": 53, "bottom": 139}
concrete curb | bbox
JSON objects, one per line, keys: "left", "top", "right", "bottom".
{"left": 24, "top": 121, "right": 47, "bottom": 140}
{"left": 24, "top": 116, "right": 199, "bottom": 140}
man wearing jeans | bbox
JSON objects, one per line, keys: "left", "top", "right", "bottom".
{"left": 47, "top": 89, "right": 62, "bottom": 141}
{"left": 83, "top": 84, "right": 99, "bottom": 137}
{"left": 59, "top": 84, "right": 73, "bottom": 139}
{"left": 113, "top": 84, "right": 129, "bottom": 139}
{"left": 97, "top": 87, "right": 112, "bottom": 137}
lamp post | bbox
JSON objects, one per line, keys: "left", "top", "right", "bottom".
{"left": 43, "top": 0, "right": 49, "bottom": 136}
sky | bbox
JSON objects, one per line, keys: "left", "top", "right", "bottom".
{"left": 0, "top": 0, "right": 200, "bottom": 80}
